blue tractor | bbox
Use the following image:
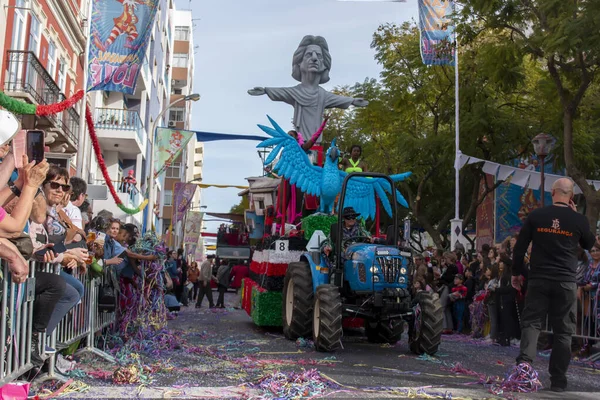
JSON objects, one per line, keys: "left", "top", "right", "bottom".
{"left": 282, "top": 172, "right": 443, "bottom": 354}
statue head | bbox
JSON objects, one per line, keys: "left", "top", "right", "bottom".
{"left": 292, "top": 35, "right": 332, "bottom": 84}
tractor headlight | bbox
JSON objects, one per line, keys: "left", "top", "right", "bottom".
{"left": 398, "top": 276, "right": 406, "bottom": 284}
{"left": 373, "top": 275, "right": 380, "bottom": 283}
{"left": 370, "top": 266, "right": 378, "bottom": 274}
{"left": 400, "top": 267, "right": 407, "bottom": 275}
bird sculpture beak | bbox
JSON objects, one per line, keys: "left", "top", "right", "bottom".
{"left": 329, "top": 147, "right": 339, "bottom": 162}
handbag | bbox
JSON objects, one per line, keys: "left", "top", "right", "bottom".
{"left": 57, "top": 209, "right": 86, "bottom": 244}
{"left": 98, "top": 265, "right": 116, "bottom": 312}
{"left": 8, "top": 233, "right": 33, "bottom": 260}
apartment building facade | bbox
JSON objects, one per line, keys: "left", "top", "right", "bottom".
{"left": 159, "top": 8, "right": 203, "bottom": 248}
{"left": 1, "top": 0, "right": 88, "bottom": 173}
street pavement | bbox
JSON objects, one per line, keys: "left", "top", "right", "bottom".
{"left": 50, "top": 291, "right": 600, "bottom": 399}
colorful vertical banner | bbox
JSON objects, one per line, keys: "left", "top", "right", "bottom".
{"left": 418, "top": 0, "right": 455, "bottom": 65}
{"left": 183, "top": 211, "right": 204, "bottom": 244}
{"left": 154, "top": 128, "right": 195, "bottom": 178}
{"left": 87, "top": 0, "right": 159, "bottom": 94}
{"left": 174, "top": 183, "right": 197, "bottom": 223}
{"left": 476, "top": 176, "right": 495, "bottom": 251}
{"left": 495, "top": 156, "right": 554, "bottom": 243}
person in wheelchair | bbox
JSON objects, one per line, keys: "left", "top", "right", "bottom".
{"left": 324, "top": 207, "right": 373, "bottom": 257}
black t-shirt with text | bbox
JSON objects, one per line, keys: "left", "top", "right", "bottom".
{"left": 513, "top": 205, "right": 595, "bottom": 282}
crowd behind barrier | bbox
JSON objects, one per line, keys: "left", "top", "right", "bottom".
{"left": 1, "top": 259, "right": 116, "bottom": 387}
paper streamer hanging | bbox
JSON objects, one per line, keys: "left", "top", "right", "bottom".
{"left": 0, "top": 90, "right": 147, "bottom": 215}
{"left": 86, "top": 105, "right": 148, "bottom": 215}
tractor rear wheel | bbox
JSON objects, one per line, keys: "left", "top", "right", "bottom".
{"left": 313, "top": 285, "right": 342, "bottom": 352}
{"left": 365, "top": 319, "right": 404, "bottom": 344}
{"left": 282, "top": 261, "right": 314, "bottom": 340}
{"left": 409, "top": 291, "right": 443, "bottom": 355}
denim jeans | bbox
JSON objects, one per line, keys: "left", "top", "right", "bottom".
{"left": 60, "top": 269, "right": 84, "bottom": 300}
{"left": 46, "top": 281, "right": 80, "bottom": 335}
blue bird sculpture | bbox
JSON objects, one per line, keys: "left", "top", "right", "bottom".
{"left": 256, "top": 116, "right": 411, "bottom": 220}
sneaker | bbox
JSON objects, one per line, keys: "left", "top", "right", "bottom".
{"left": 511, "top": 339, "right": 521, "bottom": 347}
{"left": 44, "top": 345, "right": 56, "bottom": 354}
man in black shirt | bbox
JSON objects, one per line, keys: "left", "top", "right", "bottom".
{"left": 512, "top": 178, "right": 598, "bottom": 392}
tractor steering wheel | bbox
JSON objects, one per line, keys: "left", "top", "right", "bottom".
{"left": 342, "top": 236, "right": 372, "bottom": 248}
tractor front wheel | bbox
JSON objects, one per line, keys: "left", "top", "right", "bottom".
{"left": 313, "top": 285, "right": 342, "bottom": 352}
{"left": 409, "top": 291, "right": 443, "bottom": 355}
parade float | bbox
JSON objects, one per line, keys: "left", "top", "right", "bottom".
{"left": 241, "top": 35, "right": 443, "bottom": 354}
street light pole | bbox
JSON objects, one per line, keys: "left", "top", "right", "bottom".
{"left": 145, "top": 93, "right": 200, "bottom": 231}
{"left": 532, "top": 133, "right": 556, "bottom": 209}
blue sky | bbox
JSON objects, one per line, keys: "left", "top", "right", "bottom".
{"left": 173, "top": 0, "right": 419, "bottom": 234}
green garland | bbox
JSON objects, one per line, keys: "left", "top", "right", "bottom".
{"left": 0, "top": 91, "right": 36, "bottom": 114}
{"left": 302, "top": 213, "right": 339, "bottom": 240}
{"left": 251, "top": 286, "right": 282, "bottom": 327}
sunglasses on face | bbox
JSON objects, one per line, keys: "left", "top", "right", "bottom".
{"left": 344, "top": 216, "right": 356, "bottom": 220}
{"left": 46, "top": 181, "right": 71, "bottom": 192}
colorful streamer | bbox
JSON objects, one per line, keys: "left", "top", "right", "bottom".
{"left": 0, "top": 90, "right": 147, "bottom": 215}
{"left": 86, "top": 105, "right": 148, "bottom": 215}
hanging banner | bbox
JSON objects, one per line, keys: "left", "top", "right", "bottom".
{"left": 418, "top": 0, "right": 455, "bottom": 65}
{"left": 174, "top": 183, "right": 197, "bottom": 223}
{"left": 154, "top": 128, "right": 195, "bottom": 178}
{"left": 183, "top": 211, "right": 204, "bottom": 244}
{"left": 476, "top": 176, "right": 495, "bottom": 251}
{"left": 87, "top": 0, "right": 159, "bottom": 94}
{"left": 495, "top": 157, "right": 554, "bottom": 243}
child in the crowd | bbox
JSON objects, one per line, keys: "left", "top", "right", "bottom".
{"left": 463, "top": 268, "right": 476, "bottom": 334}
{"left": 496, "top": 256, "right": 519, "bottom": 346}
{"left": 485, "top": 265, "right": 501, "bottom": 343}
{"left": 449, "top": 274, "right": 467, "bottom": 333}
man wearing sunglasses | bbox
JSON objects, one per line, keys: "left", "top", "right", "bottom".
{"left": 325, "top": 207, "right": 372, "bottom": 256}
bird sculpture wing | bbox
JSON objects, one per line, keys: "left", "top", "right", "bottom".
{"left": 256, "top": 116, "right": 323, "bottom": 197}
{"left": 338, "top": 171, "right": 412, "bottom": 220}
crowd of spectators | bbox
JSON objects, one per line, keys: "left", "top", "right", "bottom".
{"left": 414, "top": 237, "right": 599, "bottom": 355}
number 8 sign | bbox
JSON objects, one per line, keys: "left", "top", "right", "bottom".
{"left": 275, "top": 240, "right": 289, "bottom": 253}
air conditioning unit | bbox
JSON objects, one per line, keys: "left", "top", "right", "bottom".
{"left": 168, "top": 121, "right": 176, "bottom": 128}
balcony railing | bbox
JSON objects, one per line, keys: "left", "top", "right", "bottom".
{"left": 3, "top": 50, "right": 80, "bottom": 144}
{"left": 95, "top": 108, "right": 145, "bottom": 144}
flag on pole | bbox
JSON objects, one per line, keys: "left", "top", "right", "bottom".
{"left": 154, "top": 128, "right": 195, "bottom": 178}
{"left": 87, "top": 0, "right": 159, "bottom": 94}
{"left": 418, "top": 0, "right": 455, "bottom": 65}
{"left": 174, "top": 183, "right": 197, "bottom": 223}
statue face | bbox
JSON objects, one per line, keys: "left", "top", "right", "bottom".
{"left": 300, "top": 44, "right": 325, "bottom": 75}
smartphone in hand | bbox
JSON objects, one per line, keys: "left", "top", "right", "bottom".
{"left": 12, "top": 130, "right": 27, "bottom": 169}
{"left": 26, "top": 130, "right": 45, "bottom": 164}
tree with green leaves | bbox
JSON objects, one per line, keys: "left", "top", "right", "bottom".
{"left": 324, "top": 21, "right": 550, "bottom": 248}
{"left": 459, "top": 0, "right": 600, "bottom": 228}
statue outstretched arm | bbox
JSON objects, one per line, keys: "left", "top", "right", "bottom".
{"left": 352, "top": 98, "right": 369, "bottom": 107}
{"left": 248, "top": 87, "right": 266, "bottom": 96}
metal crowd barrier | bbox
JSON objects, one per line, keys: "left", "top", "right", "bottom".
{"left": 541, "top": 286, "right": 599, "bottom": 362}
{"left": 1, "top": 260, "right": 117, "bottom": 387}
{"left": 0, "top": 261, "right": 35, "bottom": 385}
